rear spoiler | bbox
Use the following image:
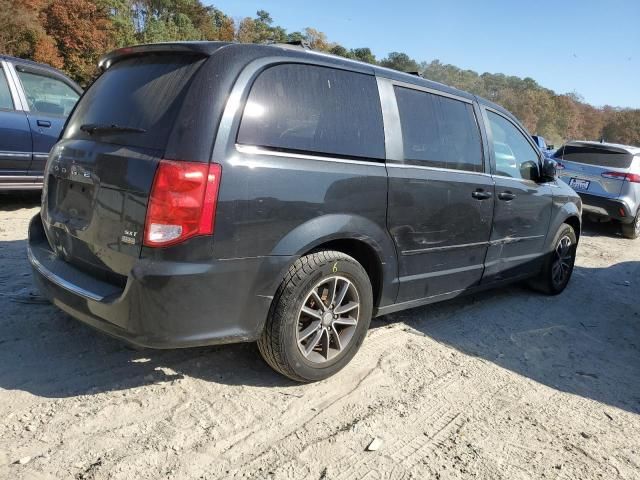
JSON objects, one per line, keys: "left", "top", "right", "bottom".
{"left": 98, "top": 42, "right": 231, "bottom": 70}
{"left": 563, "top": 141, "right": 640, "bottom": 156}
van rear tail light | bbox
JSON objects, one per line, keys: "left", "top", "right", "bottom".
{"left": 601, "top": 171, "right": 640, "bottom": 183}
{"left": 144, "top": 160, "right": 222, "bottom": 247}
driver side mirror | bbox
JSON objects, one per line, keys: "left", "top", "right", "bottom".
{"left": 519, "top": 160, "right": 540, "bottom": 181}
{"left": 547, "top": 144, "right": 555, "bottom": 150}
{"left": 540, "top": 158, "right": 558, "bottom": 181}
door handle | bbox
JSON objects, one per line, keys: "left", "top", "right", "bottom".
{"left": 471, "top": 189, "right": 493, "bottom": 200}
{"left": 37, "top": 120, "right": 51, "bottom": 128}
{"left": 498, "top": 191, "right": 516, "bottom": 201}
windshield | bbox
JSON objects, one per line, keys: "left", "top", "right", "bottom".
{"left": 64, "top": 54, "right": 205, "bottom": 150}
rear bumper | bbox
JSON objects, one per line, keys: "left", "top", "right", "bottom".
{"left": 28, "top": 213, "right": 292, "bottom": 348}
{"left": 578, "top": 192, "right": 636, "bottom": 223}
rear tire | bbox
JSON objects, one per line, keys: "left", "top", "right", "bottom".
{"left": 257, "top": 251, "right": 373, "bottom": 382}
{"left": 621, "top": 210, "right": 640, "bottom": 239}
{"left": 529, "top": 223, "right": 577, "bottom": 295}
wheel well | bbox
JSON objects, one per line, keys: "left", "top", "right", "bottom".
{"left": 564, "top": 215, "right": 581, "bottom": 241}
{"left": 308, "top": 239, "right": 383, "bottom": 308}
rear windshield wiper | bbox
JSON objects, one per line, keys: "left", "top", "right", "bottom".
{"left": 80, "top": 123, "right": 146, "bottom": 135}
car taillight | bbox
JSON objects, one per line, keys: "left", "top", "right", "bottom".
{"left": 626, "top": 173, "right": 640, "bottom": 183}
{"left": 144, "top": 160, "right": 222, "bottom": 247}
{"left": 601, "top": 171, "right": 640, "bottom": 183}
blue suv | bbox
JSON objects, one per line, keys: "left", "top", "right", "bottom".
{"left": 0, "top": 55, "right": 81, "bottom": 190}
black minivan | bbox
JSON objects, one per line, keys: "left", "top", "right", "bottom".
{"left": 28, "top": 42, "right": 582, "bottom": 382}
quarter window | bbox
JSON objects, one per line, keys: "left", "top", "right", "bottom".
{"left": 486, "top": 110, "right": 540, "bottom": 180}
{"left": 237, "top": 64, "right": 385, "bottom": 159}
{"left": 16, "top": 70, "right": 79, "bottom": 116}
{"left": 0, "top": 69, "right": 14, "bottom": 110}
{"left": 394, "top": 86, "right": 483, "bottom": 172}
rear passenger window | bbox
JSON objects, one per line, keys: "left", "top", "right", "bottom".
{"left": 237, "top": 64, "right": 385, "bottom": 160}
{"left": 0, "top": 69, "right": 14, "bottom": 110}
{"left": 394, "top": 86, "right": 483, "bottom": 172}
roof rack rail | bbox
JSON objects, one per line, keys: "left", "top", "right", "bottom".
{"left": 406, "top": 71, "right": 423, "bottom": 77}
{"left": 285, "top": 40, "right": 311, "bottom": 49}
{"left": 265, "top": 39, "right": 312, "bottom": 50}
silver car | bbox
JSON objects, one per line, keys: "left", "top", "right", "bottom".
{"left": 556, "top": 141, "right": 640, "bottom": 239}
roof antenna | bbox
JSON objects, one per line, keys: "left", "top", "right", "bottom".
{"left": 406, "top": 71, "right": 423, "bottom": 78}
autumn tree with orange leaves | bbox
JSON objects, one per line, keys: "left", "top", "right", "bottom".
{"left": 40, "top": 0, "right": 114, "bottom": 82}
{"left": 0, "top": 2, "right": 638, "bottom": 145}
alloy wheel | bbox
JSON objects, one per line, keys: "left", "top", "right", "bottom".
{"left": 296, "top": 276, "right": 360, "bottom": 364}
{"left": 551, "top": 235, "right": 573, "bottom": 286}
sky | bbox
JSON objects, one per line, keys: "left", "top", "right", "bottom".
{"left": 210, "top": 0, "right": 640, "bottom": 108}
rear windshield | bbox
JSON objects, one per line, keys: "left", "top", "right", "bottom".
{"left": 554, "top": 145, "right": 633, "bottom": 169}
{"left": 64, "top": 54, "right": 205, "bottom": 150}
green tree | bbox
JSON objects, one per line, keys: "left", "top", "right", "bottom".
{"left": 101, "top": 0, "right": 136, "bottom": 47}
{"left": 237, "top": 10, "right": 287, "bottom": 43}
{"left": 329, "top": 44, "right": 350, "bottom": 58}
{"left": 380, "top": 52, "right": 419, "bottom": 72}
{"left": 286, "top": 31, "right": 306, "bottom": 43}
{"left": 351, "top": 47, "right": 376, "bottom": 64}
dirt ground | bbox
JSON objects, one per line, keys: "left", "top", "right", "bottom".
{"left": 1, "top": 192, "right": 639, "bottom": 480}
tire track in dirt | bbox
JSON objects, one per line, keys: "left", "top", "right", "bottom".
{"left": 226, "top": 335, "right": 507, "bottom": 479}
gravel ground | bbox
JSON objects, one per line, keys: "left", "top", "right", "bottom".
{"left": 1, "top": 193, "right": 639, "bottom": 480}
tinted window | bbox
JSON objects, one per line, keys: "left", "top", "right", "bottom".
{"left": 394, "top": 86, "right": 483, "bottom": 172}
{"left": 554, "top": 145, "right": 633, "bottom": 169}
{"left": 65, "top": 54, "right": 205, "bottom": 150}
{"left": 0, "top": 69, "right": 13, "bottom": 110}
{"left": 16, "top": 70, "right": 78, "bottom": 116}
{"left": 237, "top": 64, "right": 385, "bottom": 159}
{"left": 487, "top": 110, "right": 540, "bottom": 180}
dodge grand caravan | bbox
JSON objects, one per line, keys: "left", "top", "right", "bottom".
{"left": 28, "top": 42, "right": 581, "bottom": 382}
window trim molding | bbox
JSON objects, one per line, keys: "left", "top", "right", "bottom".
{"left": 235, "top": 143, "right": 386, "bottom": 167}
{"left": 386, "top": 161, "right": 492, "bottom": 177}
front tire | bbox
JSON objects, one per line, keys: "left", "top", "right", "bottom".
{"left": 529, "top": 223, "right": 577, "bottom": 295}
{"left": 621, "top": 210, "right": 640, "bottom": 239}
{"left": 258, "top": 251, "right": 373, "bottom": 382}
